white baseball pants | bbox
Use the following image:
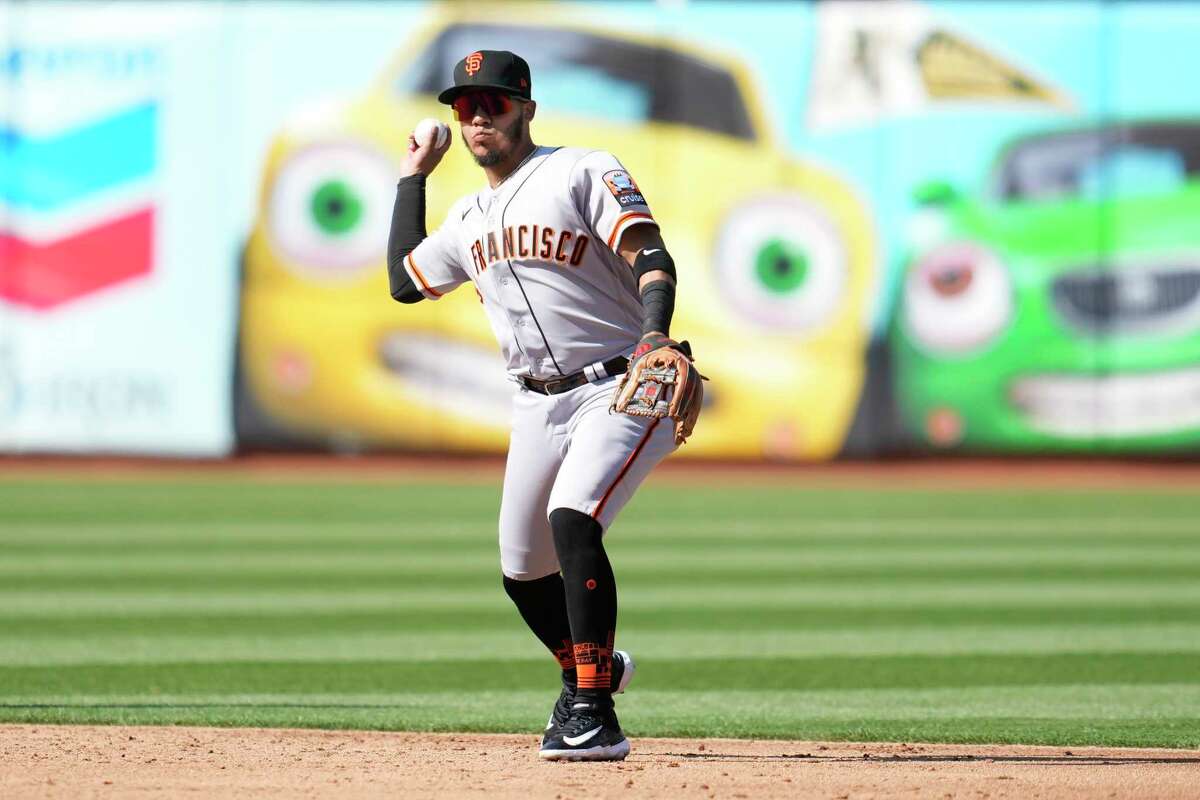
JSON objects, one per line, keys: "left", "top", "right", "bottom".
{"left": 498, "top": 374, "right": 678, "bottom": 580}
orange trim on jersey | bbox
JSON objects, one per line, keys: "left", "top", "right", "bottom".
{"left": 592, "top": 418, "right": 661, "bottom": 521}
{"left": 404, "top": 253, "right": 442, "bottom": 298}
{"left": 606, "top": 211, "right": 656, "bottom": 250}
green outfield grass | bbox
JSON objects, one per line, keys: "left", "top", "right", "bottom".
{"left": 1, "top": 475, "right": 1198, "bottom": 747}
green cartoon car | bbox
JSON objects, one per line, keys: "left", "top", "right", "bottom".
{"left": 890, "top": 121, "right": 1200, "bottom": 451}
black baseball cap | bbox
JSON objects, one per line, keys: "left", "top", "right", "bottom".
{"left": 437, "top": 50, "right": 532, "bottom": 104}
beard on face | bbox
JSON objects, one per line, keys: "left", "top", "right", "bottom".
{"left": 467, "top": 111, "right": 527, "bottom": 167}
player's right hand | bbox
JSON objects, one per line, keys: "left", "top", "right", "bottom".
{"left": 401, "top": 130, "right": 451, "bottom": 178}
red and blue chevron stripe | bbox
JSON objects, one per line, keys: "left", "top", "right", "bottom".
{"left": 0, "top": 102, "right": 157, "bottom": 310}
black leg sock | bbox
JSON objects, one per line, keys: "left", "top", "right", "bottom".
{"left": 502, "top": 572, "right": 576, "bottom": 680}
{"left": 550, "top": 507, "right": 617, "bottom": 704}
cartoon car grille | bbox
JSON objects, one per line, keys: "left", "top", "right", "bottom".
{"left": 1051, "top": 266, "right": 1200, "bottom": 334}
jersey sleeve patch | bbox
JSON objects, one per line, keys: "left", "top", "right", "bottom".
{"left": 602, "top": 169, "right": 647, "bottom": 208}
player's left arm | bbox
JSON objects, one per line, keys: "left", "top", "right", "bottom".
{"left": 611, "top": 222, "right": 703, "bottom": 445}
{"left": 617, "top": 223, "right": 680, "bottom": 359}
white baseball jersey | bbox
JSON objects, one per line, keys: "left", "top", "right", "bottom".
{"left": 400, "top": 144, "right": 675, "bottom": 576}
{"left": 401, "top": 146, "right": 657, "bottom": 379}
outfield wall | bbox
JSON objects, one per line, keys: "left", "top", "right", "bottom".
{"left": 3, "top": 1, "right": 1200, "bottom": 458}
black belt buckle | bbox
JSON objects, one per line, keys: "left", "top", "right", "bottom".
{"left": 539, "top": 378, "right": 566, "bottom": 394}
{"left": 519, "top": 374, "right": 572, "bottom": 395}
{"left": 518, "top": 375, "right": 544, "bottom": 393}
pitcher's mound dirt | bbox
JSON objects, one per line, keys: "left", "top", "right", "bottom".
{"left": 3, "top": 725, "right": 1198, "bottom": 799}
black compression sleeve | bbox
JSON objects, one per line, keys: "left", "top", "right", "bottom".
{"left": 387, "top": 174, "right": 428, "bottom": 304}
{"left": 640, "top": 279, "right": 675, "bottom": 336}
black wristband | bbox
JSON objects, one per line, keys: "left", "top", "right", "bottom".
{"left": 387, "top": 174, "right": 428, "bottom": 303}
{"left": 640, "top": 279, "right": 675, "bottom": 337}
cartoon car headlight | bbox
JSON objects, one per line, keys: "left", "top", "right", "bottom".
{"left": 267, "top": 143, "right": 396, "bottom": 275}
{"left": 714, "top": 194, "right": 849, "bottom": 334}
{"left": 903, "top": 242, "right": 1014, "bottom": 355}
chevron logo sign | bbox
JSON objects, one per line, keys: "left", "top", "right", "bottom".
{"left": 0, "top": 102, "right": 157, "bottom": 310}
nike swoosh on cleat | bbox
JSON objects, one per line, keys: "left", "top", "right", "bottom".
{"left": 562, "top": 726, "right": 603, "bottom": 747}
{"left": 642, "top": 248, "right": 661, "bottom": 255}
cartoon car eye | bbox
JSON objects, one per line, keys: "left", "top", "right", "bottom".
{"left": 714, "top": 195, "right": 848, "bottom": 332}
{"left": 903, "top": 242, "right": 1014, "bottom": 354}
{"left": 267, "top": 143, "right": 395, "bottom": 275}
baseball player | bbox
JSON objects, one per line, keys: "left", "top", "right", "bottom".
{"left": 386, "top": 50, "right": 701, "bottom": 761}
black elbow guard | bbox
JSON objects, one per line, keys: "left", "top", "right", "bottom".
{"left": 633, "top": 247, "right": 676, "bottom": 282}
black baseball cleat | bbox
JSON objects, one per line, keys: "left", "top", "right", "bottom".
{"left": 539, "top": 700, "right": 630, "bottom": 761}
{"left": 541, "top": 650, "right": 635, "bottom": 748}
{"left": 542, "top": 674, "right": 576, "bottom": 748}
{"left": 611, "top": 649, "right": 636, "bottom": 694}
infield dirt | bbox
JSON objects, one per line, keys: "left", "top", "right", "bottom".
{"left": 4, "top": 725, "right": 1199, "bottom": 799}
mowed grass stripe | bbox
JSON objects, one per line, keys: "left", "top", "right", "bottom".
{"left": 3, "top": 582, "right": 1199, "bottom": 616}
{"left": 6, "top": 565, "right": 1200, "bottom": 592}
{"left": 2, "top": 604, "right": 1199, "bottom": 638}
{"left": 7, "top": 625, "right": 1200, "bottom": 667}
{"left": 9, "top": 544, "right": 1200, "bottom": 572}
{"left": 0, "top": 654, "right": 1196, "bottom": 697}
{"left": 6, "top": 519, "right": 1198, "bottom": 547}
{"left": 8, "top": 684, "right": 1199, "bottom": 721}
{"left": 0, "top": 585, "right": 1195, "bottom": 623}
{"left": 3, "top": 704, "right": 1193, "bottom": 746}
{"left": 9, "top": 534, "right": 1200, "bottom": 566}
{"left": 2, "top": 482, "right": 1197, "bottom": 523}
{"left": 0, "top": 483, "right": 500, "bottom": 524}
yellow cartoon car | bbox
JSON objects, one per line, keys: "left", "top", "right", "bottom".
{"left": 238, "top": 12, "right": 877, "bottom": 459}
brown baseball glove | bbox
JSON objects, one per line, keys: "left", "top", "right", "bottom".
{"left": 611, "top": 334, "right": 704, "bottom": 445}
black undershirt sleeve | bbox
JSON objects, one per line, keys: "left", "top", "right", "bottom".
{"left": 387, "top": 174, "right": 428, "bottom": 304}
{"left": 640, "top": 279, "right": 675, "bottom": 337}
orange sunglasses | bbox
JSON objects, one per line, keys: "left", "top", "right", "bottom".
{"left": 451, "top": 90, "right": 516, "bottom": 122}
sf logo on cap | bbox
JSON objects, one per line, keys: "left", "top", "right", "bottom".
{"left": 465, "top": 51, "right": 483, "bottom": 76}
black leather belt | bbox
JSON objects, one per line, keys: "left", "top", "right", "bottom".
{"left": 518, "top": 356, "right": 629, "bottom": 395}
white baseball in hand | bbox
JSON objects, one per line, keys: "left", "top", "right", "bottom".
{"left": 414, "top": 117, "right": 450, "bottom": 149}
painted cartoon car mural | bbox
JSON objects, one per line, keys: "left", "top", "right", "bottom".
{"left": 237, "top": 13, "right": 877, "bottom": 458}
{"left": 891, "top": 120, "right": 1200, "bottom": 451}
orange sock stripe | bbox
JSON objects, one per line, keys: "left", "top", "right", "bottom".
{"left": 574, "top": 647, "right": 613, "bottom": 690}
{"left": 577, "top": 676, "right": 609, "bottom": 689}
{"left": 576, "top": 665, "right": 611, "bottom": 689}
{"left": 554, "top": 639, "right": 576, "bottom": 670}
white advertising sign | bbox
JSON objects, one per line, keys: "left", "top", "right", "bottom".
{"left": 0, "top": 3, "right": 236, "bottom": 455}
